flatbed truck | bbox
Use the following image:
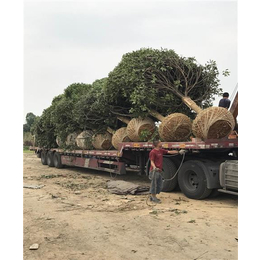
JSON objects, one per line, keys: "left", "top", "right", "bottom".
{"left": 30, "top": 137, "right": 238, "bottom": 200}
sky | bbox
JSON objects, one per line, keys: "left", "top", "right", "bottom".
{"left": 24, "top": 0, "right": 237, "bottom": 121}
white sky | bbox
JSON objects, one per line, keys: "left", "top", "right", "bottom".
{"left": 24, "top": 0, "right": 237, "bottom": 121}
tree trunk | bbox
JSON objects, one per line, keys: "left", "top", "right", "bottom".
{"left": 107, "top": 127, "right": 115, "bottom": 134}
{"left": 182, "top": 97, "right": 203, "bottom": 114}
{"left": 117, "top": 116, "right": 131, "bottom": 124}
{"left": 149, "top": 110, "right": 165, "bottom": 122}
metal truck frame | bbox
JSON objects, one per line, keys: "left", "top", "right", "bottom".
{"left": 30, "top": 137, "right": 238, "bottom": 200}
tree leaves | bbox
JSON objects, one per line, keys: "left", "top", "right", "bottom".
{"left": 105, "top": 48, "right": 223, "bottom": 118}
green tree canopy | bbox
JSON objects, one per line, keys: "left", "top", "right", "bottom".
{"left": 50, "top": 83, "right": 92, "bottom": 142}
{"left": 30, "top": 106, "right": 57, "bottom": 148}
{"left": 105, "top": 48, "right": 223, "bottom": 118}
{"left": 73, "top": 78, "right": 119, "bottom": 133}
{"left": 23, "top": 112, "right": 37, "bottom": 133}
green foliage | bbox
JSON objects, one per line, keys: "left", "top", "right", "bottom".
{"left": 147, "top": 126, "right": 159, "bottom": 142}
{"left": 73, "top": 78, "right": 118, "bottom": 133}
{"left": 51, "top": 83, "right": 92, "bottom": 143}
{"left": 23, "top": 112, "right": 37, "bottom": 133}
{"left": 139, "top": 129, "right": 152, "bottom": 142}
{"left": 105, "top": 48, "right": 223, "bottom": 117}
{"left": 31, "top": 106, "right": 57, "bottom": 148}
{"left": 31, "top": 81, "right": 116, "bottom": 148}
{"left": 26, "top": 112, "right": 37, "bottom": 127}
{"left": 222, "top": 69, "right": 230, "bottom": 77}
{"left": 23, "top": 124, "right": 30, "bottom": 133}
{"left": 23, "top": 146, "right": 33, "bottom": 153}
{"left": 23, "top": 132, "right": 34, "bottom": 146}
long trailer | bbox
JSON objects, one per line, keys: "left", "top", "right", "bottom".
{"left": 30, "top": 137, "right": 238, "bottom": 200}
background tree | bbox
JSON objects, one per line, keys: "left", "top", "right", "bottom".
{"left": 23, "top": 112, "right": 37, "bottom": 133}
{"left": 23, "top": 124, "right": 30, "bottom": 133}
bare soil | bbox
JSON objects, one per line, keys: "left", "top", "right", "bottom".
{"left": 23, "top": 153, "right": 238, "bottom": 260}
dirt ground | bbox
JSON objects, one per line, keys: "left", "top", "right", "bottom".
{"left": 23, "top": 153, "right": 238, "bottom": 260}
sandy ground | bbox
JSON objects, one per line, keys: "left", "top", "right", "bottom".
{"left": 23, "top": 153, "right": 238, "bottom": 260}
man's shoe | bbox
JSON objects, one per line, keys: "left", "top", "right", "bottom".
{"left": 150, "top": 196, "right": 161, "bottom": 204}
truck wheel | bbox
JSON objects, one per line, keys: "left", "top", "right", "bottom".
{"left": 47, "top": 151, "right": 55, "bottom": 167}
{"left": 161, "top": 158, "right": 178, "bottom": 192}
{"left": 53, "top": 152, "right": 63, "bottom": 168}
{"left": 208, "top": 189, "right": 220, "bottom": 198}
{"left": 178, "top": 160, "right": 212, "bottom": 199}
{"left": 41, "top": 152, "right": 48, "bottom": 165}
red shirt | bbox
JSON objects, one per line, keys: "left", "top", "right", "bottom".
{"left": 149, "top": 148, "right": 169, "bottom": 171}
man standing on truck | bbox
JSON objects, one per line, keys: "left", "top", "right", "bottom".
{"left": 149, "top": 140, "right": 183, "bottom": 203}
{"left": 218, "top": 92, "right": 231, "bottom": 109}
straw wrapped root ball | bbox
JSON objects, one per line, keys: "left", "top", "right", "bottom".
{"left": 126, "top": 117, "right": 155, "bottom": 141}
{"left": 192, "top": 107, "right": 235, "bottom": 139}
{"left": 65, "top": 132, "right": 79, "bottom": 146}
{"left": 112, "top": 127, "right": 131, "bottom": 149}
{"left": 76, "top": 130, "right": 94, "bottom": 150}
{"left": 92, "top": 132, "right": 112, "bottom": 150}
{"left": 159, "top": 113, "right": 192, "bottom": 141}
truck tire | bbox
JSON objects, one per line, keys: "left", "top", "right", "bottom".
{"left": 47, "top": 151, "right": 55, "bottom": 167}
{"left": 208, "top": 189, "right": 220, "bottom": 198}
{"left": 161, "top": 157, "right": 178, "bottom": 192}
{"left": 41, "top": 151, "right": 48, "bottom": 165}
{"left": 53, "top": 152, "right": 63, "bottom": 168}
{"left": 178, "top": 160, "right": 212, "bottom": 199}
{"left": 170, "top": 156, "right": 182, "bottom": 191}
{"left": 145, "top": 157, "right": 178, "bottom": 192}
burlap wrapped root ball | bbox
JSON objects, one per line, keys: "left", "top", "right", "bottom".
{"left": 126, "top": 117, "right": 155, "bottom": 141}
{"left": 192, "top": 107, "right": 235, "bottom": 139}
{"left": 65, "top": 132, "right": 79, "bottom": 146}
{"left": 111, "top": 127, "right": 131, "bottom": 149}
{"left": 92, "top": 132, "right": 112, "bottom": 150}
{"left": 76, "top": 130, "right": 94, "bottom": 150}
{"left": 159, "top": 113, "right": 192, "bottom": 141}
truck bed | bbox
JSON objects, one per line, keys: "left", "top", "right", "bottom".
{"left": 30, "top": 138, "right": 238, "bottom": 158}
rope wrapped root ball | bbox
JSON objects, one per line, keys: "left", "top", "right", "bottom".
{"left": 92, "top": 132, "right": 112, "bottom": 150}
{"left": 158, "top": 113, "right": 192, "bottom": 141}
{"left": 65, "top": 132, "right": 79, "bottom": 146}
{"left": 126, "top": 117, "right": 155, "bottom": 141}
{"left": 76, "top": 130, "right": 94, "bottom": 150}
{"left": 112, "top": 127, "right": 131, "bottom": 149}
{"left": 192, "top": 107, "right": 235, "bottom": 139}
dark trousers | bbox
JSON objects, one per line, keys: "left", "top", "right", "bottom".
{"left": 149, "top": 170, "right": 163, "bottom": 194}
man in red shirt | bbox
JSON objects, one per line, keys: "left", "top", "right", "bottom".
{"left": 149, "top": 140, "right": 182, "bottom": 203}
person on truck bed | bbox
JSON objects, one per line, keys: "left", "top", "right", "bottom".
{"left": 218, "top": 92, "right": 231, "bottom": 109}
{"left": 149, "top": 140, "right": 184, "bottom": 203}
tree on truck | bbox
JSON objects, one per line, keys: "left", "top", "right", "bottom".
{"left": 30, "top": 48, "right": 238, "bottom": 200}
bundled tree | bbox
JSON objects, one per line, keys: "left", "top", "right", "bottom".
{"left": 73, "top": 78, "right": 117, "bottom": 131}
{"left": 51, "top": 83, "right": 92, "bottom": 147}
{"left": 31, "top": 106, "right": 57, "bottom": 148}
{"left": 144, "top": 54, "right": 234, "bottom": 139}
{"left": 105, "top": 48, "right": 233, "bottom": 140}
{"left": 105, "top": 48, "right": 221, "bottom": 118}
{"left": 73, "top": 78, "right": 119, "bottom": 150}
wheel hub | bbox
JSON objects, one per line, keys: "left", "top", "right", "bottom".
{"left": 188, "top": 172, "right": 199, "bottom": 189}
